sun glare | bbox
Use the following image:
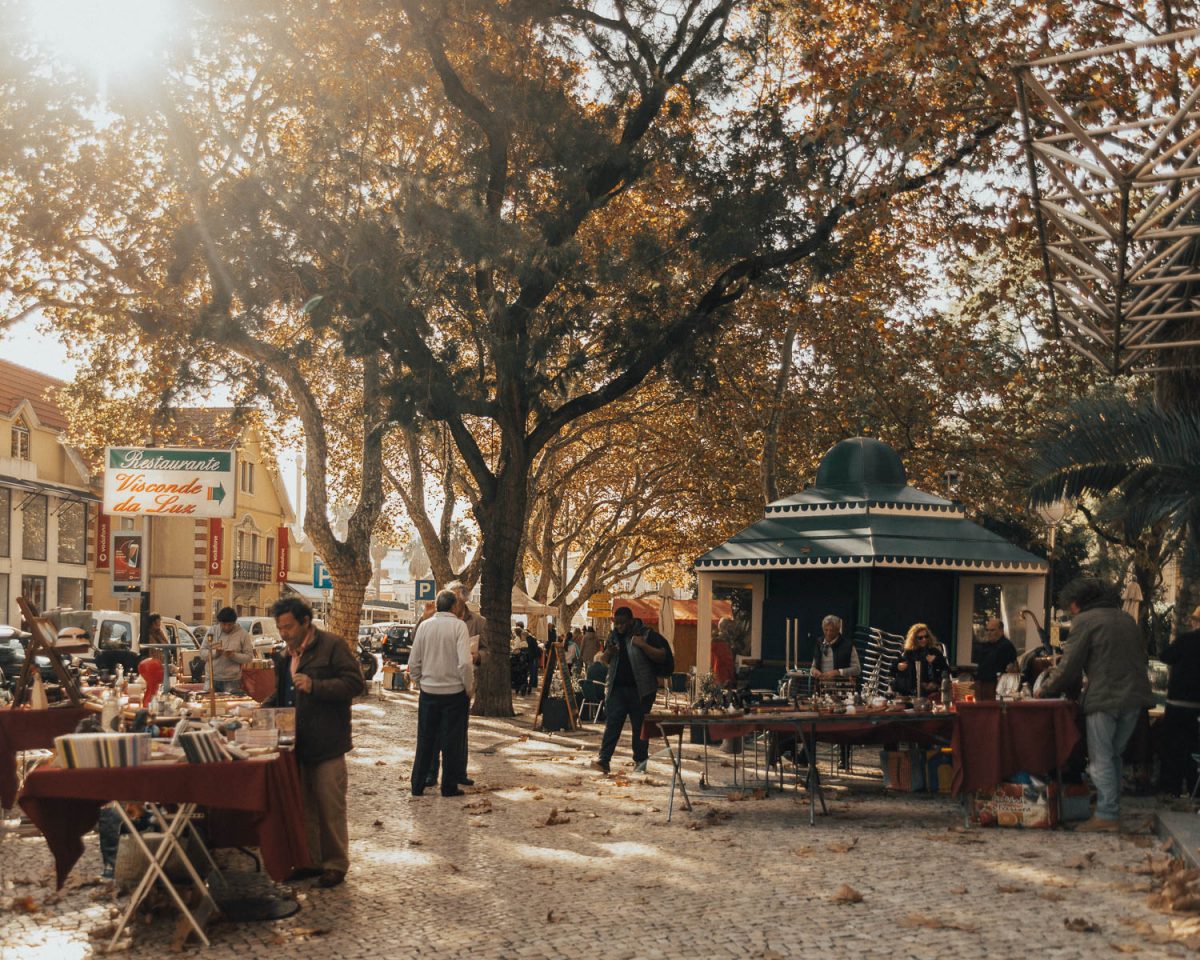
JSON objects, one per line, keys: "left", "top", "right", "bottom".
{"left": 29, "top": 0, "right": 172, "bottom": 79}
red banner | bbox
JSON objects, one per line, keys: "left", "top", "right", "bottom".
{"left": 208, "top": 518, "right": 223, "bottom": 576}
{"left": 96, "top": 514, "right": 111, "bottom": 569}
{"left": 276, "top": 526, "right": 289, "bottom": 582}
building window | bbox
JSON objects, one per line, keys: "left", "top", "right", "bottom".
{"left": 58, "top": 577, "right": 86, "bottom": 610}
{"left": 10, "top": 419, "right": 30, "bottom": 460}
{"left": 22, "top": 494, "right": 47, "bottom": 561}
{"left": 0, "top": 573, "right": 7, "bottom": 624}
{"left": 20, "top": 574, "right": 46, "bottom": 613}
{"left": 240, "top": 461, "right": 255, "bottom": 495}
{"left": 0, "top": 488, "right": 9, "bottom": 558}
{"left": 57, "top": 501, "right": 87, "bottom": 565}
{"left": 251, "top": 533, "right": 260, "bottom": 561}
{"left": 266, "top": 537, "right": 275, "bottom": 575}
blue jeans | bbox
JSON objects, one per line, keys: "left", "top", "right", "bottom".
{"left": 1086, "top": 708, "right": 1140, "bottom": 821}
{"left": 599, "top": 686, "right": 656, "bottom": 766}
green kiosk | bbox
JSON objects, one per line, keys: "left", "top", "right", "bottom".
{"left": 694, "top": 438, "right": 1048, "bottom": 683}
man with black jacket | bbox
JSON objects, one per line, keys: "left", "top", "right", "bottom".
{"left": 591, "top": 607, "right": 668, "bottom": 775}
{"left": 268, "top": 597, "right": 364, "bottom": 888}
{"left": 1158, "top": 606, "right": 1200, "bottom": 795}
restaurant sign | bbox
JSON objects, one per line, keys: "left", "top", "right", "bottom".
{"left": 103, "top": 447, "right": 236, "bottom": 519}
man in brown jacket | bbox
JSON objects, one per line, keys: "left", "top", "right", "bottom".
{"left": 270, "top": 596, "right": 364, "bottom": 887}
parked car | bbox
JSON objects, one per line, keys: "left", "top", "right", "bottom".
{"left": 379, "top": 623, "right": 416, "bottom": 665}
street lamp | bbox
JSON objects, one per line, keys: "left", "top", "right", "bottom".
{"left": 1036, "top": 500, "right": 1074, "bottom": 641}
{"left": 943, "top": 468, "right": 961, "bottom": 500}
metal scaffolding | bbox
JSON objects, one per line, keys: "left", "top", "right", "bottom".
{"left": 1015, "top": 28, "right": 1200, "bottom": 374}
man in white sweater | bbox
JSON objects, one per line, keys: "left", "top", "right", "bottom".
{"left": 409, "top": 590, "right": 474, "bottom": 797}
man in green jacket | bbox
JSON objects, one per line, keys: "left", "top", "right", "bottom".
{"left": 1040, "top": 577, "right": 1154, "bottom": 832}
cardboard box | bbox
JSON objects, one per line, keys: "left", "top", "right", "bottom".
{"left": 880, "top": 749, "right": 927, "bottom": 792}
{"left": 973, "top": 781, "right": 1059, "bottom": 829}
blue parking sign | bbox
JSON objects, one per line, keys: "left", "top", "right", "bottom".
{"left": 415, "top": 579, "right": 436, "bottom": 602}
{"left": 313, "top": 559, "right": 332, "bottom": 590}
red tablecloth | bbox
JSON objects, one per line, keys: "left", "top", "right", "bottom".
{"left": 644, "top": 712, "right": 953, "bottom": 747}
{"left": 950, "top": 700, "right": 1080, "bottom": 796}
{"left": 19, "top": 751, "right": 309, "bottom": 887}
{"left": 0, "top": 706, "right": 91, "bottom": 809}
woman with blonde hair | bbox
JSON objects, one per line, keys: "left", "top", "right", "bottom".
{"left": 893, "top": 623, "right": 947, "bottom": 699}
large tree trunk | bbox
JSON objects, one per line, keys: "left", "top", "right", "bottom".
{"left": 326, "top": 567, "right": 371, "bottom": 647}
{"left": 472, "top": 469, "right": 527, "bottom": 716}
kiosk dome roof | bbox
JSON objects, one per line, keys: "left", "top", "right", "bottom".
{"left": 816, "top": 437, "right": 907, "bottom": 489}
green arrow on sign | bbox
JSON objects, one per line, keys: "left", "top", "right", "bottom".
{"left": 209, "top": 483, "right": 226, "bottom": 504}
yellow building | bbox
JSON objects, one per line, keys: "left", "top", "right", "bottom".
{"left": 89, "top": 409, "right": 314, "bottom": 624}
{"left": 0, "top": 359, "right": 97, "bottom": 624}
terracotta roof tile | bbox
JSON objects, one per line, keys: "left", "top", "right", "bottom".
{"left": 0, "top": 358, "right": 69, "bottom": 431}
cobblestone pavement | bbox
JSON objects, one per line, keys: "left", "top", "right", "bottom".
{"left": 1, "top": 690, "right": 1193, "bottom": 959}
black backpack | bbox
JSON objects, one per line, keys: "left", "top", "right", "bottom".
{"left": 644, "top": 630, "right": 675, "bottom": 678}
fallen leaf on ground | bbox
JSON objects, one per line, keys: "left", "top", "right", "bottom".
{"left": 547, "top": 909, "right": 561, "bottom": 923}
{"left": 1040, "top": 891, "right": 1066, "bottom": 902}
{"left": 463, "top": 798, "right": 493, "bottom": 814}
{"left": 7, "top": 896, "right": 38, "bottom": 913}
{"left": 996, "top": 884, "right": 1024, "bottom": 894}
{"left": 1064, "top": 917, "right": 1100, "bottom": 933}
{"left": 542, "top": 807, "right": 571, "bottom": 826}
{"left": 831, "top": 885, "right": 863, "bottom": 904}
{"left": 408, "top": 839, "right": 422, "bottom": 846}
{"left": 372, "top": 819, "right": 384, "bottom": 828}
{"left": 793, "top": 846, "right": 814, "bottom": 857}
{"left": 827, "top": 838, "right": 858, "bottom": 854}
{"left": 1066, "top": 852, "right": 1097, "bottom": 870}
{"left": 374, "top": 760, "right": 387, "bottom": 766}
{"left": 899, "top": 914, "right": 975, "bottom": 932}
{"left": 1110, "top": 944, "right": 1141, "bottom": 953}
{"left": 949, "top": 887, "right": 968, "bottom": 896}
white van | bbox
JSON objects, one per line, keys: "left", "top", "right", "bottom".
{"left": 45, "top": 609, "right": 197, "bottom": 661}
{"left": 237, "top": 616, "right": 283, "bottom": 656}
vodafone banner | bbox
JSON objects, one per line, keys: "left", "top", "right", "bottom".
{"left": 96, "top": 514, "right": 111, "bottom": 569}
{"left": 276, "top": 526, "right": 289, "bottom": 582}
{"left": 208, "top": 519, "right": 224, "bottom": 576}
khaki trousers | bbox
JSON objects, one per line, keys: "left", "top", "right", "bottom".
{"left": 299, "top": 754, "right": 350, "bottom": 873}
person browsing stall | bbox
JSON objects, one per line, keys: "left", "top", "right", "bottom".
{"left": 592, "top": 606, "right": 669, "bottom": 775}
{"left": 810, "top": 615, "right": 860, "bottom": 682}
{"left": 1157, "top": 605, "right": 1200, "bottom": 795}
{"left": 268, "top": 597, "right": 364, "bottom": 887}
{"left": 200, "top": 607, "right": 254, "bottom": 694}
{"left": 1038, "top": 577, "right": 1154, "bottom": 832}
{"left": 973, "top": 618, "right": 1018, "bottom": 701}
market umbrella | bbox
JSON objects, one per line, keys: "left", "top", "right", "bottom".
{"left": 1122, "top": 571, "right": 1143, "bottom": 622}
{"left": 657, "top": 582, "right": 675, "bottom": 646}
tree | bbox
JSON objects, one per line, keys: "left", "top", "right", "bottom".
{"left": 0, "top": 0, "right": 1140, "bottom": 712}
{"left": 1029, "top": 394, "right": 1200, "bottom": 625}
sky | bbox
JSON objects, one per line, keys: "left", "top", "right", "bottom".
{"left": 1, "top": 317, "right": 75, "bottom": 379}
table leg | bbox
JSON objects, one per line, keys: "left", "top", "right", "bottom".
{"left": 803, "top": 724, "right": 827, "bottom": 826}
{"left": 110, "top": 802, "right": 214, "bottom": 949}
{"left": 662, "top": 729, "right": 692, "bottom": 821}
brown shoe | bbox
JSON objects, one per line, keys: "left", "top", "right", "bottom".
{"left": 1074, "top": 817, "right": 1119, "bottom": 833}
{"left": 286, "top": 866, "right": 323, "bottom": 882}
{"left": 317, "top": 869, "right": 346, "bottom": 888}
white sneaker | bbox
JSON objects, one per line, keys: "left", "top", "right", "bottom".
{"left": 633, "top": 761, "right": 647, "bottom": 774}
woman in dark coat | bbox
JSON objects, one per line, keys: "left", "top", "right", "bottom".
{"left": 893, "top": 623, "right": 947, "bottom": 699}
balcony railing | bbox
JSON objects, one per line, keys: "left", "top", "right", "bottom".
{"left": 233, "top": 560, "right": 272, "bottom": 583}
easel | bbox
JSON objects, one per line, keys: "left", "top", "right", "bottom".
{"left": 12, "top": 596, "right": 82, "bottom": 707}
{"left": 534, "top": 641, "right": 579, "bottom": 732}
